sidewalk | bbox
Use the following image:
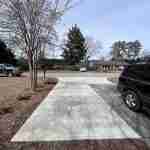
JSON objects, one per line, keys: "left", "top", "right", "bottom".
{"left": 12, "top": 77, "right": 140, "bottom": 142}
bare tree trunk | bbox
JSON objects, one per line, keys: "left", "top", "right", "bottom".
{"left": 28, "top": 60, "right": 33, "bottom": 90}
{"left": 28, "top": 57, "right": 37, "bottom": 92}
{"left": 32, "top": 58, "right": 37, "bottom": 91}
{"left": 43, "top": 70, "right": 46, "bottom": 80}
{"left": 35, "top": 50, "right": 38, "bottom": 89}
{"left": 32, "top": 67, "right": 36, "bottom": 91}
{"left": 34, "top": 62, "right": 38, "bottom": 90}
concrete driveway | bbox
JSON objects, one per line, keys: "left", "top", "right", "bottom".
{"left": 12, "top": 75, "right": 150, "bottom": 142}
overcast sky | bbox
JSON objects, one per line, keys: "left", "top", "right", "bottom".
{"left": 57, "top": 0, "right": 150, "bottom": 57}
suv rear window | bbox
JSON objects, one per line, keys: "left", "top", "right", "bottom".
{"left": 0, "top": 64, "right": 4, "bottom": 69}
{"left": 6, "top": 64, "right": 13, "bottom": 67}
{"left": 122, "top": 64, "right": 149, "bottom": 81}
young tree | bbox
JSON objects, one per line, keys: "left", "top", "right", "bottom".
{"left": 0, "top": 0, "right": 75, "bottom": 91}
{"left": 62, "top": 24, "right": 87, "bottom": 65}
{"left": 39, "top": 58, "right": 50, "bottom": 80}
{"left": 38, "top": 50, "right": 51, "bottom": 80}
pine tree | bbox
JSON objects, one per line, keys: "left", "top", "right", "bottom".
{"left": 62, "top": 25, "right": 87, "bottom": 65}
{"left": 0, "top": 39, "right": 16, "bottom": 65}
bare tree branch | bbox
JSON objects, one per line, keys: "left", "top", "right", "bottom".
{"left": 85, "top": 36, "right": 102, "bottom": 60}
{"left": 0, "top": 0, "right": 77, "bottom": 90}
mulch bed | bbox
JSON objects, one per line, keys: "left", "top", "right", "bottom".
{"left": 0, "top": 139, "right": 149, "bottom": 150}
{"left": 0, "top": 78, "right": 149, "bottom": 150}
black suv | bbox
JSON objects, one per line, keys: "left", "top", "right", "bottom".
{"left": 118, "top": 63, "right": 150, "bottom": 112}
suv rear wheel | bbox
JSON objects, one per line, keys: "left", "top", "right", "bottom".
{"left": 8, "top": 72, "right": 13, "bottom": 77}
{"left": 123, "top": 90, "right": 142, "bottom": 112}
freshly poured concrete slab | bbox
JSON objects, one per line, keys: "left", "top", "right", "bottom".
{"left": 59, "top": 77, "right": 115, "bottom": 85}
{"left": 12, "top": 78, "right": 140, "bottom": 142}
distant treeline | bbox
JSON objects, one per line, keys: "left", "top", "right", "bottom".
{"left": 17, "top": 58, "right": 66, "bottom": 71}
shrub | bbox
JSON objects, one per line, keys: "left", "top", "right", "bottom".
{"left": 44, "top": 78, "right": 58, "bottom": 85}
{"left": 63, "top": 65, "right": 80, "bottom": 71}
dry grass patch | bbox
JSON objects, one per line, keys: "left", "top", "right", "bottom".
{"left": 0, "top": 77, "right": 57, "bottom": 143}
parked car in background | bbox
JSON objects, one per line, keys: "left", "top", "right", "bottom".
{"left": 80, "top": 67, "right": 87, "bottom": 72}
{"left": 117, "top": 63, "right": 150, "bottom": 112}
{"left": 0, "top": 64, "right": 22, "bottom": 77}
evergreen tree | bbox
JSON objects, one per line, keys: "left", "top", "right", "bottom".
{"left": 0, "top": 40, "right": 7, "bottom": 63}
{"left": 62, "top": 25, "right": 87, "bottom": 65}
{"left": 111, "top": 40, "right": 142, "bottom": 61}
{"left": 0, "top": 39, "right": 16, "bottom": 65}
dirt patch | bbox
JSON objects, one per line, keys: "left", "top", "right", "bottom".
{"left": 0, "top": 77, "right": 57, "bottom": 144}
{"left": 0, "top": 139, "right": 149, "bottom": 150}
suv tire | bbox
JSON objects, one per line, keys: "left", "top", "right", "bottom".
{"left": 123, "top": 90, "right": 142, "bottom": 112}
{"left": 8, "top": 72, "right": 13, "bottom": 77}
